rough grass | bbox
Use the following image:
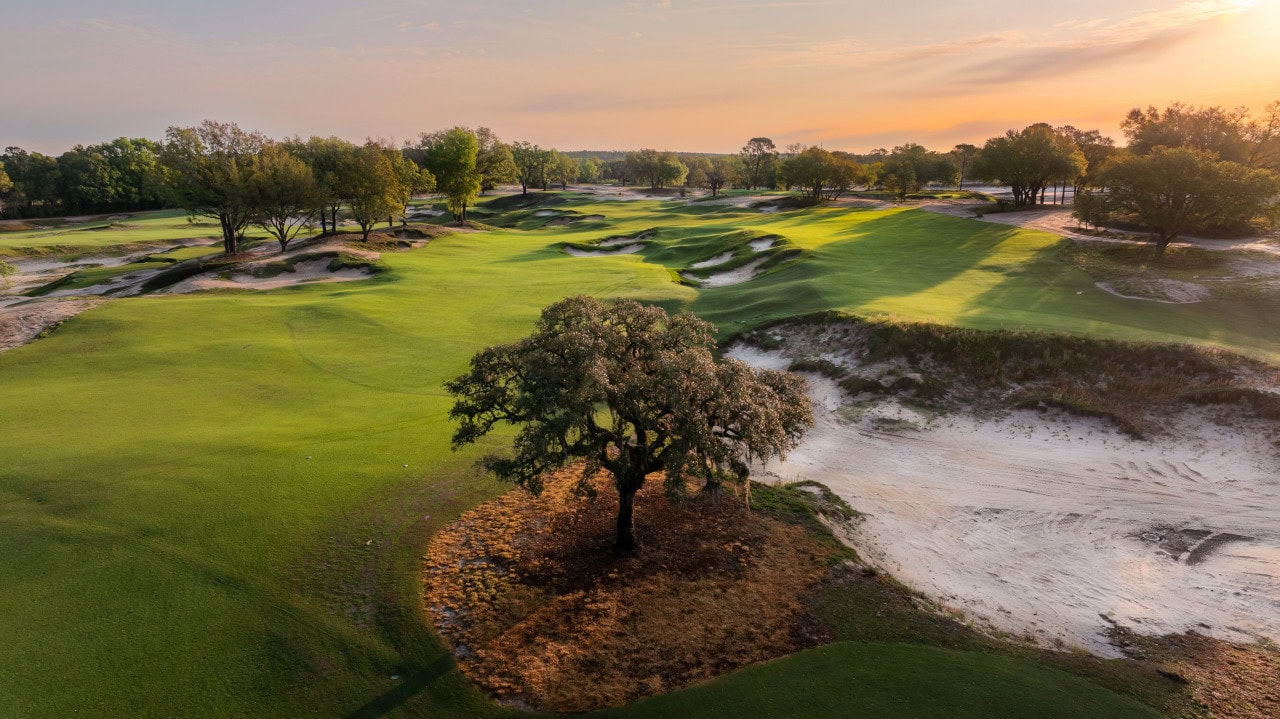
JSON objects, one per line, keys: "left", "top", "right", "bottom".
{"left": 598, "top": 642, "right": 1162, "bottom": 719}
{"left": 746, "top": 316, "right": 1280, "bottom": 437}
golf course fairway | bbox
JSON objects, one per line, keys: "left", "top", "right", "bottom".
{"left": 2, "top": 196, "right": 1270, "bottom": 717}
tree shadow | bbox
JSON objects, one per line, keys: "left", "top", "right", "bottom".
{"left": 692, "top": 209, "right": 1023, "bottom": 335}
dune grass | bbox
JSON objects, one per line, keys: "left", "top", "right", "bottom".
{"left": 1, "top": 192, "right": 1268, "bottom": 716}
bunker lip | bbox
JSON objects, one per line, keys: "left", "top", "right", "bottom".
{"left": 562, "top": 243, "right": 644, "bottom": 257}
{"left": 729, "top": 342, "right": 1280, "bottom": 656}
{"left": 682, "top": 257, "right": 769, "bottom": 287}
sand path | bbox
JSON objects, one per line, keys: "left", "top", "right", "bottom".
{"left": 731, "top": 344, "right": 1280, "bottom": 654}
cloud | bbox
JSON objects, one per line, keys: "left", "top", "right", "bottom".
{"left": 955, "top": 0, "right": 1252, "bottom": 86}
{"left": 758, "top": 0, "right": 1251, "bottom": 78}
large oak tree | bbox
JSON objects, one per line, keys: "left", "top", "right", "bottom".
{"left": 1096, "top": 147, "right": 1279, "bottom": 258}
{"left": 447, "top": 296, "right": 813, "bottom": 552}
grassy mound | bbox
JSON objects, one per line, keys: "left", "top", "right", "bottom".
{"left": 599, "top": 642, "right": 1161, "bottom": 719}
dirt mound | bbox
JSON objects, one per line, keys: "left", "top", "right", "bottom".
{"left": 423, "top": 467, "right": 836, "bottom": 712}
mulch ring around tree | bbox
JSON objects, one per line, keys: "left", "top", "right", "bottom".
{"left": 422, "top": 465, "right": 838, "bottom": 712}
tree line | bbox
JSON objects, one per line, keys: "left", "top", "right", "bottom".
{"left": 2, "top": 100, "right": 1275, "bottom": 258}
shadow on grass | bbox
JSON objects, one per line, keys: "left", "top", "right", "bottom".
{"left": 693, "top": 209, "right": 1021, "bottom": 335}
{"left": 341, "top": 655, "right": 458, "bottom": 719}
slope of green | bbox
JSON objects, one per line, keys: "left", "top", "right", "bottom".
{"left": 3, "top": 193, "right": 1264, "bottom": 716}
{"left": 601, "top": 642, "right": 1162, "bottom": 719}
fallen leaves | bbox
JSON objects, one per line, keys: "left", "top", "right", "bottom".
{"left": 422, "top": 464, "right": 836, "bottom": 712}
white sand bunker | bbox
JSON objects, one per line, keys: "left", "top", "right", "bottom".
{"left": 682, "top": 257, "right": 768, "bottom": 287}
{"left": 599, "top": 234, "right": 653, "bottom": 247}
{"left": 563, "top": 244, "right": 644, "bottom": 257}
{"left": 691, "top": 252, "right": 735, "bottom": 269}
{"left": 533, "top": 210, "right": 561, "bottom": 217}
{"left": 167, "top": 259, "right": 372, "bottom": 294}
{"left": 730, "top": 345, "right": 1280, "bottom": 654}
{"left": 749, "top": 236, "right": 778, "bottom": 252}
{"left": 1097, "top": 278, "right": 1211, "bottom": 304}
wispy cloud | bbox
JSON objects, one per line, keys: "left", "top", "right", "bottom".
{"left": 757, "top": 0, "right": 1252, "bottom": 78}
{"left": 955, "top": 0, "right": 1253, "bottom": 86}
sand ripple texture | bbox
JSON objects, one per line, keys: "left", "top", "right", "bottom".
{"left": 731, "top": 345, "right": 1280, "bottom": 654}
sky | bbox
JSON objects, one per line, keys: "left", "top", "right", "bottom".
{"left": 2, "top": 0, "right": 1278, "bottom": 154}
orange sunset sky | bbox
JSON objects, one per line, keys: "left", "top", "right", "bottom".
{"left": 2, "top": 0, "right": 1277, "bottom": 153}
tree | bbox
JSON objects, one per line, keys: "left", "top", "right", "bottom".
{"left": 550, "top": 152, "right": 578, "bottom": 190}
{"left": 475, "top": 128, "right": 518, "bottom": 193}
{"left": 160, "top": 121, "right": 266, "bottom": 254}
{"left": 1, "top": 147, "right": 61, "bottom": 218}
{"left": 389, "top": 150, "right": 435, "bottom": 224}
{"left": 249, "top": 144, "right": 319, "bottom": 252}
{"left": 511, "top": 141, "right": 554, "bottom": 194}
{"left": 446, "top": 296, "right": 813, "bottom": 552}
{"left": 1097, "top": 147, "right": 1279, "bottom": 259}
{"left": 579, "top": 157, "right": 603, "bottom": 184}
{"left": 951, "top": 144, "right": 978, "bottom": 190}
{"left": 342, "top": 142, "right": 404, "bottom": 242}
{"left": 1056, "top": 126, "right": 1116, "bottom": 195}
{"left": 56, "top": 145, "right": 118, "bottom": 213}
{"left": 1244, "top": 100, "right": 1280, "bottom": 171}
{"left": 739, "top": 137, "right": 778, "bottom": 189}
{"left": 605, "top": 158, "right": 632, "bottom": 186}
{"left": 878, "top": 144, "right": 958, "bottom": 200}
{"left": 421, "top": 128, "right": 481, "bottom": 225}
{"left": 96, "top": 137, "right": 166, "bottom": 211}
{"left": 704, "top": 156, "right": 736, "bottom": 197}
{"left": 1122, "top": 103, "right": 1250, "bottom": 163}
{"left": 780, "top": 147, "right": 869, "bottom": 201}
{"left": 970, "top": 124, "right": 1086, "bottom": 206}
{"left": 0, "top": 162, "right": 10, "bottom": 199}
{"left": 1071, "top": 189, "right": 1110, "bottom": 231}
{"left": 682, "top": 155, "right": 711, "bottom": 191}
{"left": 626, "top": 149, "right": 687, "bottom": 189}
{"left": 289, "top": 136, "right": 354, "bottom": 234}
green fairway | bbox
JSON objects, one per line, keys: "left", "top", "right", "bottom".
{"left": 3, "top": 193, "right": 1262, "bottom": 716}
{"left": 600, "top": 642, "right": 1162, "bottom": 719}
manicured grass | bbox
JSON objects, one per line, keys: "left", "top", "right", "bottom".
{"left": 600, "top": 642, "right": 1162, "bottom": 719}
{"left": 0, "top": 209, "right": 310, "bottom": 257}
{"left": 3, "top": 192, "right": 1263, "bottom": 716}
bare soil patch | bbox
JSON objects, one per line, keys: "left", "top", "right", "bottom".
{"left": 1105, "top": 626, "right": 1280, "bottom": 719}
{"left": 422, "top": 467, "right": 837, "bottom": 712}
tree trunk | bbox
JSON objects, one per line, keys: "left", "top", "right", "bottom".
{"left": 319, "top": 214, "right": 328, "bottom": 234}
{"left": 387, "top": 216, "right": 393, "bottom": 228}
{"left": 361, "top": 224, "right": 370, "bottom": 242}
{"left": 1154, "top": 234, "right": 1171, "bottom": 261}
{"left": 615, "top": 487, "right": 637, "bottom": 552}
{"left": 279, "top": 238, "right": 289, "bottom": 253}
